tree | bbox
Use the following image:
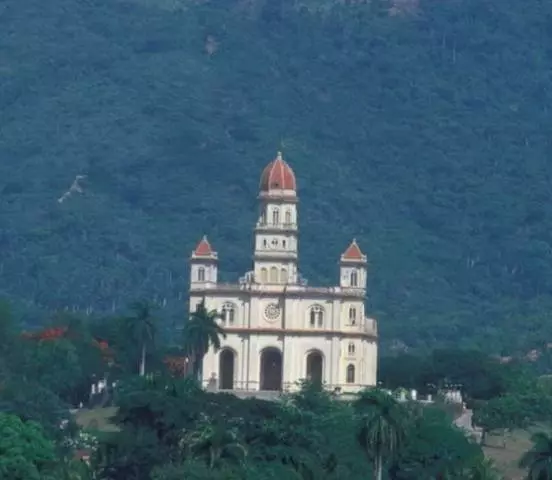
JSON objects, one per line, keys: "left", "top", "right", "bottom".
{"left": 519, "top": 431, "right": 552, "bottom": 480}
{"left": 0, "top": 378, "right": 72, "bottom": 440}
{"left": 55, "top": 457, "right": 94, "bottom": 480}
{"left": 126, "top": 301, "right": 157, "bottom": 376}
{"left": 391, "top": 405, "right": 482, "bottom": 479}
{"left": 0, "top": 413, "right": 59, "bottom": 480}
{"left": 180, "top": 414, "right": 247, "bottom": 469}
{"left": 473, "top": 394, "right": 530, "bottom": 447}
{"left": 467, "top": 457, "right": 500, "bottom": 480}
{"left": 353, "top": 388, "right": 406, "bottom": 480}
{"left": 182, "top": 300, "right": 226, "bottom": 380}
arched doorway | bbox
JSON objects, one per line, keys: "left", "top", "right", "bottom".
{"left": 260, "top": 348, "right": 283, "bottom": 391}
{"left": 219, "top": 349, "right": 235, "bottom": 390}
{"left": 306, "top": 351, "right": 323, "bottom": 387}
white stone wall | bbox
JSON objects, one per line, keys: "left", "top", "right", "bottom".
{"left": 339, "top": 265, "right": 367, "bottom": 289}
{"left": 190, "top": 262, "right": 218, "bottom": 285}
{"left": 195, "top": 290, "right": 378, "bottom": 393}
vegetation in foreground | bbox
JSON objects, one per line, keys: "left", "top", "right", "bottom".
{"left": 2, "top": 299, "right": 552, "bottom": 479}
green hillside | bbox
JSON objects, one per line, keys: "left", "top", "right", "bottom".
{"left": 1, "top": 0, "right": 551, "bottom": 353}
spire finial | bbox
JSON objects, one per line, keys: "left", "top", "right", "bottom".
{"left": 276, "top": 151, "right": 283, "bottom": 160}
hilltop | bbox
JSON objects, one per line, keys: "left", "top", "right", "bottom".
{"left": 1, "top": 0, "right": 552, "bottom": 353}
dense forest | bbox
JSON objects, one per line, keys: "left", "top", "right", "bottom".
{"left": 1, "top": 0, "right": 552, "bottom": 353}
{"left": 4, "top": 299, "right": 552, "bottom": 480}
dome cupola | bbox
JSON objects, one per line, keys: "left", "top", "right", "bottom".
{"left": 259, "top": 152, "right": 297, "bottom": 194}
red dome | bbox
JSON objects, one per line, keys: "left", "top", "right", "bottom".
{"left": 259, "top": 152, "right": 297, "bottom": 192}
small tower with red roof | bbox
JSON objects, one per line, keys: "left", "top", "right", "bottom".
{"left": 340, "top": 239, "right": 367, "bottom": 290}
{"left": 190, "top": 236, "right": 218, "bottom": 285}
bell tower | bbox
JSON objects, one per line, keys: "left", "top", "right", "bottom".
{"left": 253, "top": 152, "right": 298, "bottom": 284}
{"left": 340, "top": 239, "right": 367, "bottom": 291}
{"left": 190, "top": 236, "right": 218, "bottom": 286}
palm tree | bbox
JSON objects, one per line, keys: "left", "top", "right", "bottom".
{"left": 57, "top": 456, "right": 94, "bottom": 480}
{"left": 353, "top": 388, "right": 406, "bottom": 480}
{"left": 182, "top": 300, "right": 226, "bottom": 380}
{"left": 519, "top": 431, "right": 552, "bottom": 480}
{"left": 467, "top": 457, "right": 500, "bottom": 480}
{"left": 180, "top": 414, "right": 246, "bottom": 468}
{"left": 125, "top": 301, "right": 157, "bottom": 376}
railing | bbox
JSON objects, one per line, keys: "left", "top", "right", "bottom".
{"left": 205, "top": 380, "right": 375, "bottom": 394}
{"left": 254, "top": 249, "right": 298, "bottom": 258}
{"left": 255, "top": 221, "right": 297, "bottom": 230}
{"left": 190, "top": 282, "right": 365, "bottom": 298}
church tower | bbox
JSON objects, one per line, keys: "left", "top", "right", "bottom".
{"left": 340, "top": 239, "right": 367, "bottom": 291}
{"left": 253, "top": 152, "right": 298, "bottom": 284}
{"left": 190, "top": 236, "right": 218, "bottom": 286}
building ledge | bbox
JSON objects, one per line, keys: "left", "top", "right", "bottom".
{"left": 253, "top": 251, "right": 298, "bottom": 260}
{"left": 190, "top": 282, "right": 366, "bottom": 298}
{"left": 254, "top": 222, "right": 298, "bottom": 233}
{"left": 222, "top": 325, "right": 377, "bottom": 340}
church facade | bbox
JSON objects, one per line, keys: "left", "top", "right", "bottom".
{"left": 188, "top": 153, "right": 378, "bottom": 394}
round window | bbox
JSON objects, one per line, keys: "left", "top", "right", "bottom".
{"left": 264, "top": 303, "right": 281, "bottom": 322}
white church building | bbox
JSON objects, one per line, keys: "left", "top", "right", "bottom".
{"left": 188, "top": 152, "right": 378, "bottom": 394}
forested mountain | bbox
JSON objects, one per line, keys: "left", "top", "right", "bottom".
{"left": 1, "top": 0, "right": 551, "bottom": 353}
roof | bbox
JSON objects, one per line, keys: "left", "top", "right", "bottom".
{"left": 341, "top": 239, "right": 367, "bottom": 262}
{"left": 194, "top": 236, "right": 214, "bottom": 256}
{"left": 259, "top": 152, "right": 297, "bottom": 192}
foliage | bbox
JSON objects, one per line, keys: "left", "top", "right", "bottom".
{"left": 0, "top": 413, "right": 59, "bottom": 480}
{"left": 92, "top": 376, "right": 493, "bottom": 479}
{"left": 0, "top": 378, "right": 72, "bottom": 440}
{"left": 380, "top": 349, "right": 536, "bottom": 402}
{"left": 519, "top": 431, "right": 552, "bottom": 480}
{"left": 354, "top": 388, "right": 406, "bottom": 480}
{"left": 2, "top": 0, "right": 552, "bottom": 354}
{"left": 125, "top": 301, "right": 158, "bottom": 376}
{"left": 0, "top": 302, "right": 534, "bottom": 479}
{"left": 391, "top": 405, "right": 481, "bottom": 479}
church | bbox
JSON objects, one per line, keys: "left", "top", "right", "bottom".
{"left": 188, "top": 152, "right": 378, "bottom": 394}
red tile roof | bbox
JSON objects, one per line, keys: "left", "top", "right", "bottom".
{"left": 194, "top": 236, "right": 214, "bottom": 256}
{"left": 259, "top": 152, "right": 297, "bottom": 192}
{"left": 342, "top": 239, "right": 364, "bottom": 260}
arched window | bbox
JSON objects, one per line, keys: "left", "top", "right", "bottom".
{"left": 222, "top": 303, "right": 235, "bottom": 326}
{"left": 285, "top": 210, "right": 292, "bottom": 225}
{"left": 263, "top": 239, "right": 268, "bottom": 248}
{"left": 348, "top": 343, "right": 355, "bottom": 355}
{"left": 309, "top": 305, "right": 324, "bottom": 328}
{"left": 272, "top": 208, "right": 280, "bottom": 225}
{"left": 270, "top": 267, "right": 278, "bottom": 283}
{"left": 198, "top": 267, "right": 205, "bottom": 282}
{"left": 350, "top": 270, "right": 358, "bottom": 287}
{"left": 282, "top": 240, "right": 287, "bottom": 249}
{"left": 281, "top": 268, "right": 288, "bottom": 284}
{"left": 260, "top": 268, "right": 268, "bottom": 283}
{"left": 346, "top": 364, "right": 355, "bottom": 384}
{"left": 349, "top": 307, "right": 357, "bottom": 325}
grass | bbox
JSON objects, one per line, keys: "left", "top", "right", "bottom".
{"left": 74, "top": 406, "right": 120, "bottom": 433}
{"left": 483, "top": 429, "right": 533, "bottom": 480}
